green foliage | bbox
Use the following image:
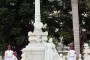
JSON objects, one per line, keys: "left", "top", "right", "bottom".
{"left": 41, "top": 0, "right": 73, "bottom": 44}
{"left": 78, "top": 0, "right": 90, "bottom": 31}
{"left": 0, "top": 0, "right": 34, "bottom": 56}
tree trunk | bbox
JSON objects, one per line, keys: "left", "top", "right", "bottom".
{"left": 71, "top": 0, "right": 80, "bottom": 56}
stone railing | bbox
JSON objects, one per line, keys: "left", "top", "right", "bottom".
{"left": 56, "top": 43, "right": 90, "bottom": 60}
{"left": 58, "top": 52, "right": 82, "bottom": 60}
{"left": 57, "top": 46, "right": 82, "bottom": 60}
{"left": 57, "top": 46, "right": 69, "bottom": 60}
{"left": 58, "top": 51, "right": 68, "bottom": 60}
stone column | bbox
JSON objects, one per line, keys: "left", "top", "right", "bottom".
{"left": 34, "top": 0, "right": 43, "bottom": 32}
{"left": 71, "top": 0, "right": 80, "bottom": 55}
{"left": 21, "top": 0, "right": 48, "bottom": 60}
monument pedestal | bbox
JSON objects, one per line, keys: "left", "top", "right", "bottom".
{"left": 21, "top": 43, "right": 45, "bottom": 60}
{"left": 21, "top": 31, "right": 48, "bottom": 60}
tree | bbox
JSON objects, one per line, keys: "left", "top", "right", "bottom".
{"left": 41, "top": 0, "right": 73, "bottom": 45}
{"left": 71, "top": 0, "right": 80, "bottom": 55}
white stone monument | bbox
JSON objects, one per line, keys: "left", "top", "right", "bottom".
{"left": 84, "top": 43, "right": 90, "bottom": 60}
{"left": 21, "top": 0, "right": 48, "bottom": 60}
